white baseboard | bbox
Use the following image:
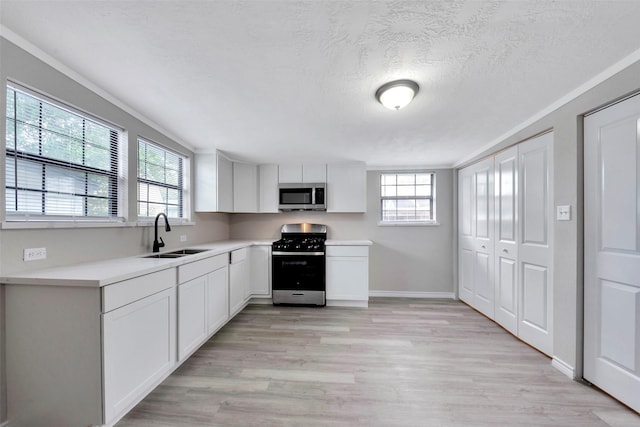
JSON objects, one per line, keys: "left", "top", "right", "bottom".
{"left": 552, "top": 357, "right": 575, "bottom": 379}
{"left": 326, "top": 300, "right": 368, "bottom": 308}
{"left": 248, "top": 297, "right": 272, "bottom": 305}
{"left": 369, "top": 290, "right": 456, "bottom": 299}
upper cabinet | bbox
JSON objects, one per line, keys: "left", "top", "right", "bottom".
{"left": 233, "top": 162, "right": 258, "bottom": 213}
{"left": 195, "top": 151, "right": 233, "bottom": 212}
{"left": 278, "top": 163, "right": 327, "bottom": 183}
{"left": 196, "top": 155, "right": 366, "bottom": 213}
{"left": 258, "top": 164, "right": 279, "bottom": 213}
{"left": 327, "top": 162, "right": 366, "bottom": 213}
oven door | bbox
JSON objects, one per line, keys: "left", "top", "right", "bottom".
{"left": 272, "top": 252, "right": 325, "bottom": 305}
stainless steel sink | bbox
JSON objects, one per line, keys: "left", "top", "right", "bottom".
{"left": 142, "top": 253, "right": 186, "bottom": 259}
{"left": 167, "top": 249, "right": 209, "bottom": 255}
{"left": 142, "top": 248, "right": 209, "bottom": 259}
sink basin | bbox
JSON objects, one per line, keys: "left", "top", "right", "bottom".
{"left": 167, "top": 248, "right": 209, "bottom": 255}
{"left": 142, "top": 253, "right": 186, "bottom": 259}
{"left": 141, "top": 248, "right": 209, "bottom": 259}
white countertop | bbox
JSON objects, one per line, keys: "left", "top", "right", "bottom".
{"left": 325, "top": 240, "right": 373, "bottom": 246}
{"left": 0, "top": 240, "right": 271, "bottom": 288}
{"left": 0, "top": 239, "right": 371, "bottom": 287}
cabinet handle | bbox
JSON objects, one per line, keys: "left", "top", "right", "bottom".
{"left": 502, "top": 249, "right": 508, "bottom": 253}
{"left": 481, "top": 245, "right": 486, "bottom": 249}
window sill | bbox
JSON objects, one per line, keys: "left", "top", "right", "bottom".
{"left": 378, "top": 221, "right": 440, "bottom": 227}
{"left": 2, "top": 219, "right": 194, "bottom": 230}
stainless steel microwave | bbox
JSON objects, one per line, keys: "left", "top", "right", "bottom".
{"left": 278, "top": 183, "right": 326, "bottom": 211}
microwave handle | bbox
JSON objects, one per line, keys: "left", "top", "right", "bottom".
{"left": 312, "top": 188, "right": 316, "bottom": 205}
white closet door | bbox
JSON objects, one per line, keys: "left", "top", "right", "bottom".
{"left": 584, "top": 94, "right": 640, "bottom": 412}
{"left": 458, "top": 166, "right": 475, "bottom": 303}
{"left": 517, "top": 132, "right": 553, "bottom": 355}
{"left": 494, "top": 146, "right": 518, "bottom": 334}
{"left": 472, "top": 157, "right": 495, "bottom": 318}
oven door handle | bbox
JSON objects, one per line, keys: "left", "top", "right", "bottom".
{"left": 272, "top": 251, "right": 325, "bottom": 256}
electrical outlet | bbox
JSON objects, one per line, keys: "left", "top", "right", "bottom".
{"left": 180, "top": 235, "right": 187, "bottom": 242}
{"left": 24, "top": 247, "right": 47, "bottom": 261}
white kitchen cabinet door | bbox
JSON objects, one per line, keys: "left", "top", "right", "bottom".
{"left": 250, "top": 245, "right": 271, "bottom": 296}
{"left": 472, "top": 157, "right": 495, "bottom": 318}
{"left": 326, "top": 162, "right": 366, "bottom": 213}
{"left": 207, "top": 265, "right": 229, "bottom": 335}
{"left": 194, "top": 151, "right": 233, "bottom": 212}
{"left": 326, "top": 246, "right": 369, "bottom": 306}
{"left": 178, "top": 275, "right": 208, "bottom": 361}
{"left": 518, "top": 132, "right": 553, "bottom": 355}
{"left": 258, "top": 164, "right": 280, "bottom": 213}
{"left": 229, "top": 248, "right": 249, "bottom": 317}
{"left": 584, "top": 94, "right": 640, "bottom": 412}
{"left": 233, "top": 161, "right": 258, "bottom": 212}
{"left": 278, "top": 164, "right": 303, "bottom": 183}
{"left": 302, "top": 163, "right": 327, "bottom": 183}
{"left": 494, "top": 146, "right": 518, "bottom": 335}
{"left": 217, "top": 154, "right": 234, "bottom": 212}
{"left": 102, "top": 286, "right": 176, "bottom": 423}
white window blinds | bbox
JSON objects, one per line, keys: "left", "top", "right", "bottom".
{"left": 5, "top": 83, "right": 122, "bottom": 220}
{"left": 137, "top": 138, "right": 185, "bottom": 219}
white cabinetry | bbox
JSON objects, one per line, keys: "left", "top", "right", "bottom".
{"left": 457, "top": 133, "right": 553, "bottom": 355}
{"left": 326, "top": 245, "right": 369, "bottom": 307}
{"left": 258, "top": 164, "right": 279, "bottom": 212}
{"left": 303, "top": 163, "right": 327, "bottom": 182}
{"left": 229, "top": 247, "right": 250, "bottom": 316}
{"left": 195, "top": 151, "right": 233, "bottom": 212}
{"left": 327, "top": 162, "right": 366, "bottom": 213}
{"left": 233, "top": 161, "right": 259, "bottom": 212}
{"left": 103, "top": 282, "right": 176, "bottom": 422}
{"left": 177, "top": 254, "right": 229, "bottom": 361}
{"left": 278, "top": 163, "right": 327, "bottom": 183}
{"left": 5, "top": 268, "right": 177, "bottom": 426}
{"left": 250, "top": 245, "right": 271, "bottom": 297}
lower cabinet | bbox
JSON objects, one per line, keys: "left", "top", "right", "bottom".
{"left": 250, "top": 245, "right": 271, "bottom": 297}
{"left": 178, "top": 254, "right": 229, "bottom": 361}
{"left": 177, "top": 275, "right": 208, "bottom": 361}
{"left": 326, "top": 245, "right": 369, "bottom": 307}
{"left": 103, "top": 286, "right": 176, "bottom": 422}
{"left": 229, "top": 247, "right": 250, "bottom": 316}
{"left": 207, "top": 265, "right": 229, "bottom": 333}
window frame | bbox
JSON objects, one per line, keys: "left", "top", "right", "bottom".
{"left": 4, "top": 81, "right": 126, "bottom": 224}
{"left": 379, "top": 171, "right": 438, "bottom": 226}
{"left": 136, "top": 136, "right": 190, "bottom": 223}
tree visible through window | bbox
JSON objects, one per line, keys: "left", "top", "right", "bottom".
{"left": 137, "top": 138, "right": 185, "bottom": 219}
{"left": 5, "top": 84, "right": 121, "bottom": 219}
{"left": 380, "top": 172, "right": 435, "bottom": 223}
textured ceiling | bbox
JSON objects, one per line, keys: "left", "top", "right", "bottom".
{"left": 2, "top": 1, "right": 640, "bottom": 167}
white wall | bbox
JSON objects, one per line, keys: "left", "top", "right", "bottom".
{"left": 231, "top": 169, "right": 455, "bottom": 295}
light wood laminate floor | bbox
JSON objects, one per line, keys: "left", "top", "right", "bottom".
{"left": 117, "top": 298, "right": 639, "bottom": 427}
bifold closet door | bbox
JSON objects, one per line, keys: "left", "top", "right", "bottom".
{"left": 494, "top": 146, "right": 518, "bottom": 335}
{"left": 472, "top": 158, "right": 495, "bottom": 317}
{"left": 584, "top": 94, "right": 640, "bottom": 412}
{"left": 458, "top": 166, "right": 475, "bottom": 304}
{"left": 517, "top": 132, "right": 553, "bottom": 355}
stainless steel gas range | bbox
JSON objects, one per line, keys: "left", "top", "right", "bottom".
{"left": 271, "top": 223, "right": 327, "bottom": 306}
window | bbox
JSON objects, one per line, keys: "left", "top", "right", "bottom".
{"left": 5, "top": 83, "right": 122, "bottom": 221}
{"left": 380, "top": 172, "right": 436, "bottom": 224}
{"left": 137, "top": 138, "right": 186, "bottom": 219}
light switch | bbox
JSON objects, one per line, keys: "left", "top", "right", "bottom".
{"left": 557, "top": 205, "right": 571, "bottom": 221}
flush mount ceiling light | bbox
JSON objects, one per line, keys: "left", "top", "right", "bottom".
{"left": 375, "top": 79, "right": 419, "bottom": 110}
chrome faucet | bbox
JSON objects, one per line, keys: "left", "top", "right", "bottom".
{"left": 153, "top": 213, "right": 171, "bottom": 252}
